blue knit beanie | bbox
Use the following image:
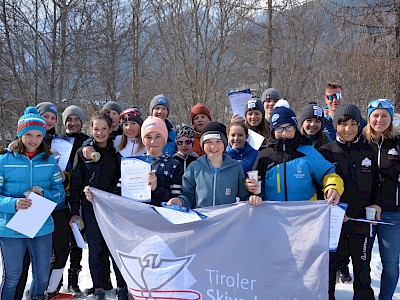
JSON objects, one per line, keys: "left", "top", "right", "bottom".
{"left": 367, "top": 99, "right": 394, "bottom": 121}
{"left": 17, "top": 107, "right": 47, "bottom": 138}
{"left": 270, "top": 106, "right": 298, "bottom": 134}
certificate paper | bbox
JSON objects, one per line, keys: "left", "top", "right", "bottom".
{"left": 153, "top": 206, "right": 207, "bottom": 224}
{"left": 6, "top": 192, "right": 57, "bottom": 238}
{"left": 227, "top": 89, "right": 252, "bottom": 118}
{"left": 71, "top": 223, "right": 87, "bottom": 249}
{"left": 51, "top": 137, "right": 74, "bottom": 171}
{"left": 329, "top": 203, "right": 347, "bottom": 251}
{"left": 121, "top": 157, "right": 151, "bottom": 202}
{"left": 247, "top": 129, "right": 265, "bottom": 150}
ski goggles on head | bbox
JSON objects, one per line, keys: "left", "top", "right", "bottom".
{"left": 367, "top": 99, "right": 393, "bottom": 110}
{"left": 326, "top": 93, "right": 343, "bottom": 101}
{"left": 367, "top": 99, "right": 394, "bottom": 119}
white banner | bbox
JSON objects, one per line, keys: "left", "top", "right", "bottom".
{"left": 91, "top": 188, "right": 330, "bottom": 300}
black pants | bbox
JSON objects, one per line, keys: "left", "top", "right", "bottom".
{"left": 82, "top": 209, "right": 126, "bottom": 289}
{"left": 329, "top": 235, "right": 375, "bottom": 300}
{"left": 50, "top": 209, "right": 71, "bottom": 270}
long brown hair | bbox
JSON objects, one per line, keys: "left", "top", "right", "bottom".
{"left": 300, "top": 126, "right": 328, "bottom": 149}
{"left": 118, "top": 122, "right": 145, "bottom": 153}
{"left": 10, "top": 138, "right": 51, "bottom": 160}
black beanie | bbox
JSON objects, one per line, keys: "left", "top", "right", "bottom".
{"left": 244, "top": 98, "right": 265, "bottom": 116}
{"left": 298, "top": 104, "right": 324, "bottom": 126}
{"left": 333, "top": 104, "right": 361, "bottom": 128}
{"left": 200, "top": 122, "right": 228, "bottom": 149}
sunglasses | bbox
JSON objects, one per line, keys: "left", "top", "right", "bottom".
{"left": 326, "top": 93, "right": 343, "bottom": 101}
{"left": 275, "top": 125, "right": 295, "bottom": 133}
{"left": 368, "top": 99, "right": 393, "bottom": 110}
{"left": 176, "top": 140, "right": 193, "bottom": 146}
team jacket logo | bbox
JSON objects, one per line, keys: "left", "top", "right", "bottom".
{"left": 117, "top": 236, "right": 201, "bottom": 299}
{"left": 387, "top": 148, "right": 399, "bottom": 160}
{"left": 361, "top": 157, "right": 372, "bottom": 172}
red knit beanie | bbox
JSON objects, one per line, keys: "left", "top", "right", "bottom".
{"left": 190, "top": 103, "right": 212, "bottom": 124}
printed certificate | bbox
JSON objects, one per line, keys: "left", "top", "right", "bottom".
{"left": 121, "top": 157, "right": 152, "bottom": 202}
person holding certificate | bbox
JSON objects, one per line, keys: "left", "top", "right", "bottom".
{"left": 141, "top": 116, "right": 184, "bottom": 206}
{"left": 0, "top": 107, "right": 65, "bottom": 300}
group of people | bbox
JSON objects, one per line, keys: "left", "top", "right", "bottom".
{"left": 0, "top": 82, "right": 398, "bottom": 300}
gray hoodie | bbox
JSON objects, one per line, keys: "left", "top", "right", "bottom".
{"left": 179, "top": 154, "right": 250, "bottom": 208}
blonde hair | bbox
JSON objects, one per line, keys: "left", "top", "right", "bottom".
{"left": 363, "top": 118, "right": 396, "bottom": 142}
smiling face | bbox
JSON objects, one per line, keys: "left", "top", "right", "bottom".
{"left": 91, "top": 119, "right": 112, "bottom": 147}
{"left": 246, "top": 110, "right": 263, "bottom": 127}
{"left": 369, "top": 108, "right": 391, "bottom": 135}
{"left": 302, "top": 118, "right": 322, "bottom": 136}
{"left": 143, "top": 131, "right": 166, "bottom": 157}
{"left": 228, "top": 124, "right": 247, "bottom": 149}
{"left": 152, "top": 105, "right": 168, "bottom": 121}
{"left": 336, "top": 118, "right": 358, "bottom": 142}
{"left": 203, "top": 138, "right": 225, "bottom": 159}
{"left": 21, "top": 130, "right": 44, "bottom": 152}
{"left": 65, "top": 114, "right": 82, "bottom": 134}
{"left": 263, "top": 99, "right": 279, "bottom": 119}
{"left": 122, "top": 120, "right": 140, "bottom": 139}
{"left": 274, "top": 123, "right": 296, "bottom": 140}
{"left": 193, "top": 114, "right": 211, "bottom": 132}
{"left": 42, "top": 112, "right": 57, "bottom": 131}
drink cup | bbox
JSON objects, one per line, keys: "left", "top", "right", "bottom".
{"left": 365, "top": 207, "right": 376, "bottom": 220}
{"left": 256, "top": 180, "right": 262, "bottom": 195}
{"left": 247, "top": 170, "right": 259, "bottom": 180}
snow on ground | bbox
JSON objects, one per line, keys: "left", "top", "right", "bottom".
{"left": 20, "top": 239, "right": 400, "bottom": 299}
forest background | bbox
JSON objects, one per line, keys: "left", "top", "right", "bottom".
{"left": 0, "top": 0, "right": 399, "bottom": 145}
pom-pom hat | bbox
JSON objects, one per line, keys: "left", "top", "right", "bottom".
{"left": 270, "top": 106, "right": 298, "bottom": 134}
{"left": 17, "top": 107, "right": 47, "bottom": 138}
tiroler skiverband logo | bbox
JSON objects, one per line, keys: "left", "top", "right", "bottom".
{"left": 116, "top": 236, "right": 201, "bottom": 299}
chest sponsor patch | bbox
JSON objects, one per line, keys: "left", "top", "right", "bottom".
{"left": 294, "top": 166, "right": 305, "bottom": 179}
{"left": 387, "top": 148, "right": 399, "bottom": 160}
{"left": 361, "top": 157, "right": 372, "bottom": 172}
